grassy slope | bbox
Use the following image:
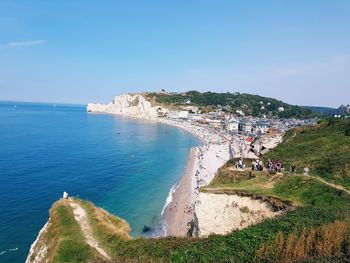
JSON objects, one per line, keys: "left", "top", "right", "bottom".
{"left": 96, "top": 177, "right": 350, "bottom": 262}
{"left": 29, "top": 199, "right": 101, "bottom": 263}
{"left": 262, "top": 119, "right": 350, "bottom": 188}
{"left": 44, "top": 178, "right": 350, "bottom": 262}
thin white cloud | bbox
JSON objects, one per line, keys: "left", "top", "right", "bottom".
{"left": 0, "top": 39, "right": 46, "bottom": 48}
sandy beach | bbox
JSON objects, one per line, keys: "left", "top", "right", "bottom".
{"left": 163, "top": 148, "right": 197, "bottom": 236}
{"left": 160, "top": 118, "right": 233, "bottom": 237}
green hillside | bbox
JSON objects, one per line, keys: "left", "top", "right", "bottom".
{"left": 145, "top": 91, "right": 316, "bottom": 118}
{"left": 262, "top": 118, "right": 350, "bottom": 188}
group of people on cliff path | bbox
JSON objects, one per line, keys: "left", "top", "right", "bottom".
{"left": 252, "top": 159, "right": 264, "bottom": 171}
{"left": 266, "top": 159, "right": 285, "bottom": 172}
{"left": 248, "top": 159, "right": 299, "bottom": 174}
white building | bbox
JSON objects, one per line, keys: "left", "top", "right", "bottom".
{"left": 207, "top": 119, "right": 223, "bottom": 128}
{"left": 168, "top": 110, "right": 189, "bottom": 119}
{"left": 225, "top": 118, "right": 239, "bottom": 132}
{"left": 236, "top": 109, "right": 245, "bottom": 116}
{"left": 239, "top": 120, "right": 253, "bottom": 133}
{"left": 254, "top": 120, "right": 271, "bottom": 134}
{"left": 188, "top": 113, "right": 202, "bottom": 121}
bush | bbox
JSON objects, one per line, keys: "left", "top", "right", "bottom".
{"left": 240, "top": 206, "right": 250, "bottom": 213}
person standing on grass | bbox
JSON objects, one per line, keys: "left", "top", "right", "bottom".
{"left": 291, "top": 163, "right": 296, "bottom": 173}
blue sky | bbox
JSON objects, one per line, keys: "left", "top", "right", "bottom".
{"left": 0, "top": 0, "right": 349, "bottom": 106}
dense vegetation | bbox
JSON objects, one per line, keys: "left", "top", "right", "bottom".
{"left": 302, "top": 106, "right": 340, "bottom": 116}
{"left": 145, "top": 91, "right": 316, "bottom": 118}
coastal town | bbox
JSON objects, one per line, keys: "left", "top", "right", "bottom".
{"left": 159, "top": 111, "right": 314, "bottom": 237}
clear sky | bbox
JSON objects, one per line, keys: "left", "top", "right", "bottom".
{"left": 0, "top": 0, "right": 349, "bottom": 107}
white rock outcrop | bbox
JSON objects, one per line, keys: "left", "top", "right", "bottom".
{"left": 196, "top": 193, "right": 281, "bottom": 237}
{"left": 87, "top": 94, "right": 168, "bottom": 119}
{"left": 25, "top": 222, "right": 50, "bottom": 263}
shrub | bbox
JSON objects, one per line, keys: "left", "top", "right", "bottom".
{"left": 239, "top": 206, "right": 250, "bottom": 213}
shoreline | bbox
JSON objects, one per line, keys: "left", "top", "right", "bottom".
{"left": 87, "top": 111, "right": 233, "bottom": 237}
{"left": 158, "top": 120, "right": 232, "bottom": 237}
{"left": 163, "top": 147, "right": 198, "bottom": 236}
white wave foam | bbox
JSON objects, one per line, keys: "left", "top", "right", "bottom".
{"left": 161, "top": 182, "right": 180, "bottom": 217}
{"left": 0, "top": 247, "right": 19, "bottom": 256}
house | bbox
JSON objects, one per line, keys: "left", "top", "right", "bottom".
{"left": 206, "top": 112, "right": 219, "bottom": 119}
{"left": 254, "top": 120, "right": 271, "bottom": 134}
{"left": 239, "top": 120, "right": 253, "bottom": 133}
{"left": 236, "top": 109, "right": 245, "bottom": 116}
{"left": 168, "top": 110, "right": 189, "bottom": 119}
{"left": 188, "top": 113, "right": 202, "bottom": 121}
{"left": 207, "top": 119, "right": 223, "bottom": 128}
{"left": 225, "top": 118, "right": 239, "bottom": 132}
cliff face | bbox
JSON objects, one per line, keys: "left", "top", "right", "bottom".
{"left": 87, "top": 94, "right": 169, "bottom": 119}
{"left": 26, "top": 198, "right": 131, "bottom": 263}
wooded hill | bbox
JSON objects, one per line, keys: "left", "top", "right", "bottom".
{"left": 145, "top": 91, "right": 317, "bottom": 118}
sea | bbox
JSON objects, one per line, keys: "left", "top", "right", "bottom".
{"left": 0, "top": 101, "right": 200, "bottom": 262}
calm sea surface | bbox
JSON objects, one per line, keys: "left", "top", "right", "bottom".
{"left": 0, "top": 102, "right": 200, "bottom": 262}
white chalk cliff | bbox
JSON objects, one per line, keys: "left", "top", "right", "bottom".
{"left": 87, "top": 94, "right": 168, "bottom": 119}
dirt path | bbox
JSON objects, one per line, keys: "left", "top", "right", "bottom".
{"left": 311, "top": 176, "right": 350, "bottom": 195}
{"left": 68, "top": 199, "right": 111, "bottom": 260}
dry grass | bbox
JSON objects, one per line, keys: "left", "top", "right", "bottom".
{"left": 256, "top": 219, "right": 350, "bottom": 262}
{"left": 93, "top": 206, "right": 131, "bottom": 240}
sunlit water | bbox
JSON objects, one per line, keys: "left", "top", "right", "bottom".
{"left": 0, "top": 102, "right": 200, "bottom": 262}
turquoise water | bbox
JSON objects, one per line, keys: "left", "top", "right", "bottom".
{"left": 0, "top": 102, "right": 200, "bottom": 262}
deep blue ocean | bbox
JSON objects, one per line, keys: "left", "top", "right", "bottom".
{"left": 0, "top": 101, "right": 200, "bottom": 262}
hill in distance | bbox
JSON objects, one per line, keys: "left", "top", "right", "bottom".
{"left": 301, "top": 106, "right": 340, "bottom": 116}
{"left": 145, "top": 91, "right": 317, "bottom": 119}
